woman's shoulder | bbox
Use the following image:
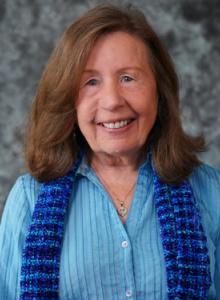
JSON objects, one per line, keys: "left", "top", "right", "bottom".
{"left": 18, "top": 173, "right": 41, "bottom": 201}
{"left": 190, "top": 163, "right": 220, "bottom": 239}
{"left": 2, "top": 173, "right": 40, "bottom": 219}
{"left": 190, "top": 163, "right": 220, "bottom": 191}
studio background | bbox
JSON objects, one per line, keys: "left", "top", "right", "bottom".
{"left": 0, "top": 0, "right": 220, "bottom": 218}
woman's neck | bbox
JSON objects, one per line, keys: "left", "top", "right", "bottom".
{"left": 90, "top": 150, "right": 144, "bottom": 174}
{"left": 89, "top": 151, "right": 146, "bottom": 184}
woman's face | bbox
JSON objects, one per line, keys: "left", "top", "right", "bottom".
{"left": 76, "top": 31, "right": 158, "bottom": 158}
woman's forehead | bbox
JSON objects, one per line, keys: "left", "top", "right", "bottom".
{"left": 83, "top": 31, "right": 152, "bottom": 71}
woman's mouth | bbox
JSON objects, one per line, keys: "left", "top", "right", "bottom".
{"left": 98, "top": 119, "right": 134, "bottom": 129}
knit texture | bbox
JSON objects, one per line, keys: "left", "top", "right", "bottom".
{"left": 20, "top": 153, "right": 82, "bottom": 300}
{"left": 20, "top": 156, "right": 211, "bottom": 299}
{"left": 153, "top": 170, "right": 211, "bottom": 299}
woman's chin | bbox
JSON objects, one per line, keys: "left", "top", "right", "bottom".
{"left": 93, "top": 145, "right": 143, "bottom": 158}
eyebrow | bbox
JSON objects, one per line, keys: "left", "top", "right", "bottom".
{"left": 82, "top": 67, "right": 144, "bottom": 74}
{"left": 82, "top": 69, "right": 99, "bottom": 75}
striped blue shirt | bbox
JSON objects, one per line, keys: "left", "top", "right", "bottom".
{"left": 0, "top": 157, "right": 220, "bottom": 299}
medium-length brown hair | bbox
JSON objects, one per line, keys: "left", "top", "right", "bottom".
{"left": 25, "top": 4, "right": 204, "bottom": 184}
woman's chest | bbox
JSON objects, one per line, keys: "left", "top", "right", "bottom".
{"left": 59, "top": 182, "right": 167, "bottom": 300}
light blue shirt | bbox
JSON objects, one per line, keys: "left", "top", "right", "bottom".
{"left": 0, "top": 157, "right": 220, "bottom": 299}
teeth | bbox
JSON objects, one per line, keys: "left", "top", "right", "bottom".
{"left": 102, "top": 119, "right": 131, "bottom": 129}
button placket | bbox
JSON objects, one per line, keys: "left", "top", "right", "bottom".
{"left": 120, "top": 238, "right": 136, "bottom": 299}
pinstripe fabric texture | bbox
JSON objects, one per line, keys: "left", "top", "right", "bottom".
{"left": 0, "top": 157, "right": 220, "bottom": 299}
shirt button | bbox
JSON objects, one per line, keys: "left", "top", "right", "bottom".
{"left": 121, "top": 240, "right": 128, "bottom": 248}
{"left": 126, "top": 289, "right": 132, "bottom": 297}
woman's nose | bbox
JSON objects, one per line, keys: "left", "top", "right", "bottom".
{"left": 99, "top": 80, "right": 125, "bottom": 111}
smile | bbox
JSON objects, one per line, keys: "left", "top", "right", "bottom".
{"left": 100, "top": 119, "right": 133, "bottom": 129}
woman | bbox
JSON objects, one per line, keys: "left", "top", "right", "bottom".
{"left": 0, "top": 4, "right": 219, "bottom": 300}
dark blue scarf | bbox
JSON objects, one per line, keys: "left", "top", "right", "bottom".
{"left": 20, "top": 155, "right": 211, "bottom": 299}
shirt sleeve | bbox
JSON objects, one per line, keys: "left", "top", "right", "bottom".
{"left": 190, "top": 164, "right": 220, "bottom": 299}
{"left": 215, "top": 232, "right": 220, "bottom": 299}
{"left": 0, "top": 175, "right": 37, "bottom": 300}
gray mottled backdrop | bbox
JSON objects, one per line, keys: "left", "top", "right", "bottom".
{"left": 0, "top": 0, "right": 220, "bottom": 217}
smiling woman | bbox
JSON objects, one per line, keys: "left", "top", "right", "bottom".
{"left": 0, "top": 3, "right": 220, "bottom": 300}
{"left": 76, "top": 32, "right": 158, "bottom": 160}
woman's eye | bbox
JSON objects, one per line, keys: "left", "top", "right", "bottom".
{"left": 86, "top": 78, "right": 98, "bottom": 86}
{"left": 121, "top": 75, "right": 134, "bottom": 82}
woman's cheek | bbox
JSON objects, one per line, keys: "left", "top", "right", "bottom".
{"left": 82, "top": 86, "right": 99, "bottom": 98}
{"left": 121, "top": 84, "right": 141, "bottom": 98}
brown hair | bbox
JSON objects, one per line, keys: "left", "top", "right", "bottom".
{"left": 25, "top": 4, "right": 205, "bottom": 184}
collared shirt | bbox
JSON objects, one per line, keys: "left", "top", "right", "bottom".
{"left": 0, "top": 157, "right": 220, "bottom": 299}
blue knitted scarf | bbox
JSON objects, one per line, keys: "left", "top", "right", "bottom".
{"left": 20, "top": 155, "right": 211, "bottom": 299}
